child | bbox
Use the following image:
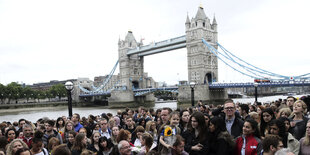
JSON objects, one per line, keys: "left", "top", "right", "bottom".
{"left": 159, "top": 111, "right": 181, "bottom": 154}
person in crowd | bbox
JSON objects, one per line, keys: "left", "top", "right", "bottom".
{"left": 250, "top": 105, "right": 257, "bottom": 112}
{"left": 17, "top": 119, "right": 26, "bottom": 134}
{"left": 249, "top": 112, "right": 260, "bottom": 123}
{"left": 6, "top": 139, "right": 28, "bottom": 155}
{"left": 43, "top": 120, "right": 63, "bottom": 147}
{"left": 222, "top": 99, "right": 244, "bottom": 138}
{"left": 78, "top": 128, "right": 91, "bottom": 144}
{"left": 239, "top": 104, "right": 251, "bottom": 121}
{"left": 275, "top": 148, "right": 295, "bottom": 155}
{"left": 138, "top": 133, "right": 155, "bottom": 155}
{"left": 145, "top": 121, "right": 158, "bottom": 146}
{"left": 15, "top": 148, "right": 31, "bottom": 155}
{"left": 132, "top": 125, "right": 145, "bottom": 148}
{"left": 118, "top": 140, "right": 132, "bottom": 155}
{"left": 260, "top": 108, "right": 276, "bottom": 138}
{"left": 278, "top": 108, "right": 292, "bottom": 118}
{"left": 0, "top": 136, "right": 8, "bottom": 154}
{"left": 62, "top": 121, "right": 74, "bottom": 143}
{"left": 5, "top": 128, "right": 17, "bottom": 143}
{"left": 159, "top": 111, "right": 181, "bottom": 154}
{"left": 111, "top": 126, "right": 120, "bottom": 145}
{"left": 182, "top": 111, "right": 208, "bottom": 155}
{"left": 123, "top": 117, "right": 136, "bottom": 134}
{"left": 30, "top": 131, "right": 49, "bottom": 155}
{"left": 48, "top": 137, "right": 60, "bottom": 153}
{"left": 51, "top": 144, "right": 71, "bottom": 155}
{"left": 160, "top": 107, "right": 173, "bottom": 128}
{"left": 116, "top": 129, "right": 133, "bottom": 146}
{"left": 269, "top": 118, "right": 300, "bottom": 155}
{"left": 235, "top": 118, "right": 262, "bottom": 155}
{"left": 99, "top": 118, "right": 112, "bottom": 139}
{"left": 204, "top": 113, "right": 211, "bottom": 129}
{"left": 21, "top": 123, "right": 33, "bottom": 148}
{"left": 71, "top": 133, "right": 88, "bottom": 155}
{"left": 286, "top": 96, "right": 297, "bottom": 111}
{"left": 289, "top": 100, "right": 308, "bottom": 140}
{"left": 67, "top": 130, "right": 76, "bottom": 150}
{"left": 72, "top": 113, "right": 83, "bottom": 132}
{"left": 56, "top": 117, "right": 65, "bottom": 134}
{"left": 261, "top": 135, "right": 284, "bottom": 155}
{"left": 87, "top": 131, "right": 100, "bottom": 153}
{"left": 98, "top": 136, "right": 113, "bottom": 155}
{"left": 207, "top": 116, "right": 235, "bottom": 155}
{"left": 299, "top": 120, "right": 310, "bottom": 155}
{"left": 179, "top": 110, "right": 190, "bottom": 133}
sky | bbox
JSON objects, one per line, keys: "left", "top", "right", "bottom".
{"left": 0, "top": 0, "right": 310, "bottom": 85}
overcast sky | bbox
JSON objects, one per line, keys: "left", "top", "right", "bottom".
{"left": 0, "top": 0, "right": 309, "bottom": 85}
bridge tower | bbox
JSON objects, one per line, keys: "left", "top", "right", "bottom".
{"left": 179, "top": 6, "right": 226, "bottom": 104}
{"left": 186, "top": 6, "right": 218, "bottom": 84}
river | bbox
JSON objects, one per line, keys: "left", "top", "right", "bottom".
{"left": 0, "top": 94, "right": 308, "bottom": 123}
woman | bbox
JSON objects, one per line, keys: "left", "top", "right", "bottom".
{"left": 98, "top": 136, "right": 113, "bottom": 155}
{"left": 14, "top": 148, "right": 31, "bottom": 155}
{"left": 182, "top": 111, "right": 208, "bottom": 155}
{"left": 48, "top": 137, "right": 60, "bottom": 153}
{"left": 62, "top": 121, "right": 74, "bottom": 143}
{"left": 111, "top": 126, "right": 120, "bottom": 145}
{"left": 235, "top": 118, "right": 262, "bottom": 155}
{"left": 207, "top": 116, "right": 235, "bottom": 155}
{"left": 87, "top": 131, "right": 100, "bottom": 153}
{"left": 67, "top": 130, "right": 76, "bottom": 150}
{"left": 56, "top": 117, "right": 65, "bottom": 134}
{"left": 71, "top": 133, "right": 88, "bottom": 155}
{"left": 5, "top": 139, "right": 28, "bottom": 155}
{"left": 260, "top": 108, "right": 276, "bottom": 138}
{"left": 299, "top": 120, "right": 310, "bottom": 155}
{"left": 132, "top": 126, "right": 145, "bottom": 148}
{"left": 279, "top": 108, "right": 292, "bottom": 118}
{"left": 289, "top": 100, "right": 308, "bottom": 140}
{"left": 179, "top": 110, "right": 190, "bottom": 133}
{"left": 138, "top": 133, "right": 154, "bottom": 155}
{"left": 145, "top": 121, "right": 158, "bottom": 146}
{"left": 30, "top": 131, "right": 48, "bottom": 155}
{"left": 268, "top": 118, "right": 300, "bottom": 155}
{"left": 5, "top": 128, "right": 17, "bottom": 143}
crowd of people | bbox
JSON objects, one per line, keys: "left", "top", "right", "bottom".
{"left": 1, "top": 95, "right": 310, "bottom": 155}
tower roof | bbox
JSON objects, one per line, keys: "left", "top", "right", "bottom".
{"left": 186, "top": 13, "right": 190, "bottom": 24}
{"left": 195, "top": 6, "right": 207, "bottom": 20}
{"left": 125, "top": 31, "right": 136, "bottom": 43}
{"left": 212, "top": 15, "right": 217, "bottom": 25}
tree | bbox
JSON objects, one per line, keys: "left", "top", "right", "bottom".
{"left": 0, "top": 83, "right": 5, "bottom": 104}
{"left": 22, "top": 86, "right": 34, "bottom": 103}
{"left": 5, "top": 82, "right": 23, "bottom": 104}
{"left": 50, "top": 84, "right": 66, "bottom": 101}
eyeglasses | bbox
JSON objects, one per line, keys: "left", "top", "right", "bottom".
{"left": 224, "top": 107, "right": 235, "bottom": 110}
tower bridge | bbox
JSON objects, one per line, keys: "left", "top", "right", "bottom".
{"left": 77, "top": 6, "right": 310, "bottom": 106}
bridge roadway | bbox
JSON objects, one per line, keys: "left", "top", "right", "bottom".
{"left": 79, "top": 81, "right": 310, "bottom": 97}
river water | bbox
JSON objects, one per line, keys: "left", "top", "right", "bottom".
{"left": 0, "top": 94, "right": 308, "bottom": 123}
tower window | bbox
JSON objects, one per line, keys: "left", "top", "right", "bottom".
{"left": 195, "top": 22, "right": 197, "bottom": 26}
{"left": 203, "top": 22, "right": 205, "bottom": 27}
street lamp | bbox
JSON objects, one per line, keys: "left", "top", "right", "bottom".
{"left": 254, "top": 82, "right": 258, "bottom": 103}
{"left": 189, "top": 82, "right": 196, "bottom": 107}
{"left": 65, "top": 81, "right": 74, "bottom": 118}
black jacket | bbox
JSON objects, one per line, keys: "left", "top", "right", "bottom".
{"left": 207, "top": 131, "right": 235, "bottom": 155}
{"left": 289, "top": 115, "right": 309, "bottom": 140}
{"left": 181, "top": 129, "right": 208, "bottom": 155}
{"left": 229, "top": 116, "right": 244, "bottom": 139}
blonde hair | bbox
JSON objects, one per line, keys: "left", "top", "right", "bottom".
{"left": 6, "top": 139, "right": 28, "bottom": 155}
{"left": 294, "top": 100, "right": 307, "bottom": 114}
{"left": 303, "top": 120, "right": 310, "bottom": 145}
{"left": 279, "top": 108, "right": 292, "bottom": 117}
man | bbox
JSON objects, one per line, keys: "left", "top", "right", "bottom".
{"left": 160, "top": 107, "right": 172, "bottom": 125}
{"left": 262, "top": 135, "right": 284, "bottom": 155}
{"left": 99, "top": 118, "right": 111, "bottom": 139}
{"left": 17, "top": 119, "right": 26, "bottom": 134}
{"left": 286, "top": 96, "right": 296, "bottom": 111}
{"left": 42, "top": 120, "right": 63, "bottom": 147}
{"left": 118, "top": 140, "right": 132, "bottom": 155}
{"left": 239, "top": 104, "right": 250, "bottom": 121}
{"left": 123, "top": 117, "right": 135, "bottom": 134}
{"left": 170, "top": 135, "right": 189, "bottom": 155}
{"left": 223, "top": 99, "right": 244, "bottom": 138}
{"left": 21, "top": 123, "right": 33, "bottom": 148}
{"left": 71, "top": 113, "right": 83, "bottom": 132}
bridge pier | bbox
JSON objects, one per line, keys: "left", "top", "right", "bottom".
{"left": 108, "top": 90, "right": 155, "bottom": 108}
{"left": 178, "top": 84, "right": 227, "bottom": 105}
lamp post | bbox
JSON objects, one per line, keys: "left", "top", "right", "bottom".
{"left": 254, "top": 82, "right": 258, "bottom": 103}
{"left": 65, "top": 81, "right": 74, "bottom": 118}
{"left": 189, "top": 82, "right": 196, "bottom": 107}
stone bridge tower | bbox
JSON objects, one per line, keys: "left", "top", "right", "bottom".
{"left": 118, "top": 31, "right": 144, "bottom": 90}
{"left": 186, "top": 6, "right": 218, "bottom": 85}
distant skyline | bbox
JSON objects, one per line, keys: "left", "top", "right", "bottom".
{"left": 1, "top": 0, "right": 310, "bottom": 85}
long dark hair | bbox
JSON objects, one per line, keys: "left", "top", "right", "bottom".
{"left": 56, "top": 117, "right": 65, "bottom": 129}
{"left": 99, "top": 136, "right": 113, "bottom": 151}
{"left": 188, "top": 112, "right": 207, "bottom": 142}
{"left": 179, "top": 110, "right": 189, "bottom": 127}
{"left": 260, "top": 108, "right": 275, "bottom": 137}
{"left": 72, "top": 133, "right": 86, "bottom": 151}
{"left": 245, "top": 118, "right": 260, "bottom": 138}
{"left": 269, "top": 118, "right": 288, "bottom": 148}
{"left": 208, "top": 116, "right": 227, "bottom": 141}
